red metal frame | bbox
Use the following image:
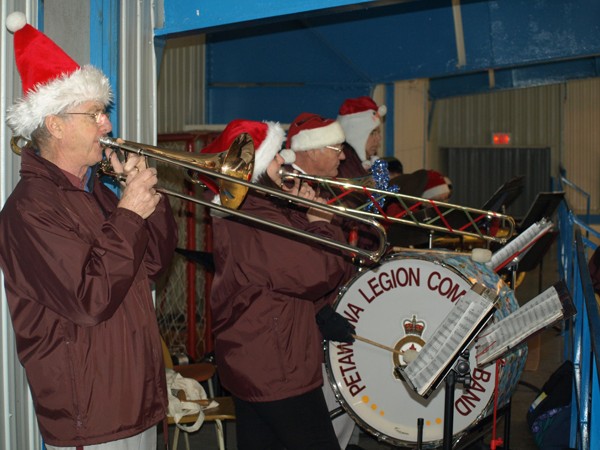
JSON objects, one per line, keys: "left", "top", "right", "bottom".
{"left": 157, "top": 132, "right": 218, "bottom": 360}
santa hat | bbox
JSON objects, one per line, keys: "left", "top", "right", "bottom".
{"left": 201, "top": 119, "right": 285, "bottom": 182}
{"left": 337, "top": 96, "right": 387, "bottom": 162}
{"left": 422, "top": 170, "right": 452, "bottom": 200}
{"left": 5, "top": 12, "right": 112, "bottom": 140}
{"left": 285, "top": 113, "right": 344, "bottom": 152}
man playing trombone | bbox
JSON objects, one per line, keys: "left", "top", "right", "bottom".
{"left": 337, "top": 96, "right": 387, "bottom": 174}
{"left": 205, "top": 119, "right": 356, "bottom": 450}
{"left": 0, "top": 13, "right": 177, "bottom": 450}
{"left": 283, "top": 112, "right": 366, "bottom": 450}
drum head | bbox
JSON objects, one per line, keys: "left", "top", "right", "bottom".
{"left": 325, "top": 251, "right": 526, "bottom": 448}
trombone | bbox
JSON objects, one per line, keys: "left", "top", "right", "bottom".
{"left": 97, "top": 136, "right": 388, "bottom": 265}
{"left": 279, "top": 170, "right": 516, "bottom": 245}
{"left": 10, "top": 134, "right": 387, "bottom": 264}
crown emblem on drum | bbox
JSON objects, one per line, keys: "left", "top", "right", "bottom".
{"left": 403, "top": 315, "right": 425, "bottom": 337}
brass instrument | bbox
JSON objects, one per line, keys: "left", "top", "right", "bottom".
{"left": 10, "top": 134, "right": 387, "bottom": 264}
{"left": 279, "top": 170, "right": 516, "bottom": 245}
{"left": 97, "top": 136, "right": 387, "bottom": 264}
{"left": 99, "top": 135, "right": 254, "bottom": 210}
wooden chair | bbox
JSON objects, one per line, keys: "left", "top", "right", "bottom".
{"left": 161, "top": 338, "right": 236, "bottom": 450}
{"left": 167, "top": 395, "right": 236, "bottom": 450}
{"left": 161, "top": 338, "right": 217, "bottom": 396}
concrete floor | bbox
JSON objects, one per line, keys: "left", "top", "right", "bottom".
{"left": 161, "top": 243, "right": 565, "bottom": 450}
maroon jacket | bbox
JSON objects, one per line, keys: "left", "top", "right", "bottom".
{"left": 0, "top": 149, "right": 177, "bottom": 446}
{"left": 210, "top": 192, "right": 355, "bottom": 402}
{"left": 337, "top": 143, "right": 369, "bottom": 180}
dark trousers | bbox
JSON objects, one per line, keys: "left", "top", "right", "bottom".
{"left": 233, "top": 387, "right": 341, "bottom": 450}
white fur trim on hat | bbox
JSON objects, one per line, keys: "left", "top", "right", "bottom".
{"left": 251, "top": 121, "right": 285, "bottom": 182}
{"left": 6, "top": 65, "right": 112, "bottom": 140}
{"left": 337, "top": 109, "right": 381, "bottom": 162}
{"left": 422, "top": 183, "right": 451, "bottom": 200}
{"left": 290, "top": 121, "right": 344, "bottom": 151}
{"left": 279, "top": 149, "right": 296, "bottom": 164}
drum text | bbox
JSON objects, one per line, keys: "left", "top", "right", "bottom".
{"left": 358, "top": 266, "right": 419, "bottom": 303}
{"left": 455, "top": 368, "right": 492, "bottom": 416}
{"left": 357, "top": 267, "right": 466, "bottom": 304}
{"left": 335, "top": 342, "right": 366, "bottom": 397}
{"left": 427, "top": 271, "right": 467, "bottom": 303}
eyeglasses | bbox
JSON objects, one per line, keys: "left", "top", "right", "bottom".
{"left": 325, "top": 145, "right": 343, "bottom": 154}
{"left": 63, "top": 111, "right": 110, "bottom": 124}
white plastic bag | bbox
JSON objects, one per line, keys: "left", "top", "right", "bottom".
{"left": 166, "top": 368, "right": 218, "bottom": 432}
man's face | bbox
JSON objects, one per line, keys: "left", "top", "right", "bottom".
{"left": 365, "top": 126, "right": 382, "bottom": 160}
{"left": 61, "top": 100, "right": 112, "bottom": 168}
{"left": 309, "top": 144, "right": 346, "bottom": 177}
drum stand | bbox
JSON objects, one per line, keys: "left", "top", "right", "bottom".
{"left": 442, "top": 349, "right": 472, "bottom": 450}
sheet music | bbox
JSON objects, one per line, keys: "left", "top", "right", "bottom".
{"left": 399, "top": 284, "right": 497, "bottom": 397}
{"left": 475, "top": 281, "right": 575, "bottom": 367}
{"left": 486, "top": 219, "right": 553, "bottom": 272}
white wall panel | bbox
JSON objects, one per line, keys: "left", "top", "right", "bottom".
{"left": 119, "top": 1, "right": 157, "bottom": 144}
{"left": 157, "top": 35, "right": 205, "bottom": 134}
{"left": 393, "top": 79, "right": 428, "bottom": 173}
{"left": 563, "top": 78, "right": 600, "bottom": 213}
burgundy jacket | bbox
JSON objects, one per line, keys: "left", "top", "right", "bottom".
{"left": 0, "top": 149, "right": 177, "bottom": 446}
{"left": 210, "top": 192, "right": 355, "bottom": 402}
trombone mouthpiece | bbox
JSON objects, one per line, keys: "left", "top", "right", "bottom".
{"left": 278, "top": 168, "right": 295, "bottom": 181}
{"left": 99, "top": 136, "right": 117, "bottom": 147}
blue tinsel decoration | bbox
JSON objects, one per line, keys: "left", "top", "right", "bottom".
{"left": 369, "top": 159, "right": 399, "bottom": 211}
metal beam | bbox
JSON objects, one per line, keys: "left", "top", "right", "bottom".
{"left": 155, "top": 0, "right": 413, "bottom": 37}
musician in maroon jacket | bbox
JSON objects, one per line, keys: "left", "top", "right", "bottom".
{"left": 206, "top": 119, "right": 356, "bottom": 450}
{"left": 337, "top": 96, "right": 387, "bottom": 176}
{"left": 0, "top": 12, "right": 177, "bottom": 449}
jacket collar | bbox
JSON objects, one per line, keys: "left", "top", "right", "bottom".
{"left": 20, "top": 147, "right": 98, "bottom": 192}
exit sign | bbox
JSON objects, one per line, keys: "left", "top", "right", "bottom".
{"left": 492, "top": 132, "right": 511, "bottom": 145}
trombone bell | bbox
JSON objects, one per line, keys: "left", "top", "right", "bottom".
{"left": 217, "top": 133, "right": 255, "bottom": 209}
{"left": 99, "top": 135, "right": 255, "bottom": 209}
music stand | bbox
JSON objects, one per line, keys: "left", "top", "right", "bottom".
{"left": 175, "top": 248, "right": 215, "bottom": 272}
{"left": 481, "top": 176, "right": 525, "bottom": 213}
{"left": 500, "top": 189, "right": 565, "bottom": 291}
{"left": 517, "top": 191, "right": 565, "bottom": 232}
{"left": 475, "top": 281, "right": 575, "bottom": 367}
{"left": 509, "top": 231, "right": 558, "bottom": 292}
{"left": 397, "top": 284, "right": 498, "bottom": 449}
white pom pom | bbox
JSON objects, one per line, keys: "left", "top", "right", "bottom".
{"left": 471, "top": 248, "right": 492, "bottom": 264}
{"left": 6, "top": 12, "right": 27, "bottom": 33}
{"left": 378, "top": 104, "right": 387, "bottom": 117}
{"left": 279, "top": 149, "right": 296, "bottom": 164}
{"left": 402, "top": 349, "right": 418, "bottom": 364}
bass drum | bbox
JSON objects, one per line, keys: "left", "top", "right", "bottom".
{"left": 325, "top": 250, "right": 527, "bottom": 448}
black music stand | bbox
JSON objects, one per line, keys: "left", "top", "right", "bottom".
{"left": 499, "top": 191, "right": 564, "bottom": 291}
{"left": 503, "top": 231, "right": 559, "bottom": 293}
{"left": 436, "top": 176, "right": 525, "bottom": 246}
{"left": 397, "top": 285, "right": 497, "bottom": 449}
{"left": 175, "top": 248, "right": 215, "bottom": 272}
{"left": 442, "top": 350, "right": 472, "bottom": 450}
{"left": 517, "top": 192, "right": 565, "bottom": 232}
{"left": 481, "top": 176, "right": 525, "bottom": 213}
